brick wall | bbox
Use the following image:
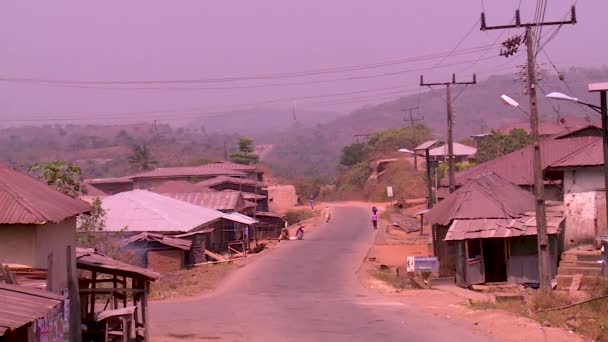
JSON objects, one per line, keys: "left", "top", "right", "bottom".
{"left": 147, "top": 249, "right": 185, "bottom": 274}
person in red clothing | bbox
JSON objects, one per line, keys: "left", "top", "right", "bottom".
{"left": 371, "top": 212, "right": 379, "bottom": 229}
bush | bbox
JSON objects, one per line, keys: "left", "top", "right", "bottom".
{"left": 285, "top": 209, "right": 314, "bottom": 225}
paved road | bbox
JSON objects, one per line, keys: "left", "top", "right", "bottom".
{"left": 150, "top": 207, "right": 492, "bottom": 341}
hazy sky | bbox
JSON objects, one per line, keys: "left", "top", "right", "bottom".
{"left": 0, "top": 0, "right": 606, "bottom": 126}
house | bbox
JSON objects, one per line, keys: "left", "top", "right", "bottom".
{"left": 85, "top": 176, "right": 134, "bottom": 195}
{"left": 254, "top": 212, "right": 288, "bottom": 239}
{"left": 425, "top": 173, "right": 564, "bottom": 286}
{"left": 223, "top": 190, "right": 269, "bottom": 212}
{"left": 204, "top": 161, "right": 264, "bottom": 181}
{"left": 428, "top": 142, "right": 477, "bottom": 164}
{"left": 130, "top": 166, "right": 247, "bottom": 190}
{"left": 412, "top": 140, "right": 444, "bottom": 169}
{"left": 0, "top": 283, "right": 65, "bottom": 342}
{"left": 544, "top": 137, "right": 606, "bottom": 248}
{"left": 120, "top": 232, "right": 192, "bottom": 273}
{"left": 438, "top": 136, "right": 601, "bottom": 200}
{"left": 150, "top": 180, "right": 214, "bottom": 194}
{"left": 0, "top": 162, "right": 91, "bottom": 293}
{"left": 162, "top": 191, "right": 252, "bottom": 214}
{"left": 196, "top": 176, "right": 269, "bottom": 211}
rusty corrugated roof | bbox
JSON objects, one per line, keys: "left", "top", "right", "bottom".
{"left": 205, "top": 161, "right": 258, "bottom": 171}
{"left": 131, "top": 166, "right": 246, "bottom": 179}
{"left": 0, "top": 283, "right": 63, "bottom": 335}
{"left": 222, "top": 190, "right": 267, "bottom": 200}
{"left": 196, "top": 176, "right": 267, "bottom": 189}
{"left": 414, "top": 140, "right": 442, "bottom": 151}
{"left": 76, "top": 248, "right": 160, "bottom": 280}
{"left": 121, "top": 232, "right": 192, "bottom": 250}
{"left": 151, "top": 180, "right": 215, "bottom": 194}
{"left": 442, "top": 136, "right": 601, "bottom": 187}
{"left": 426, "top": 173, "right": 535, "bottom": 226}
{"left": 86, "top": 176, "right": 133, "bottom": 184}
{"left": 0, "top": 163, "right": 92, "bottom": 225}
{"left": 163, "top": 191, "right": 244, "bottom": 211}
{"left": 547, "top": 138, "right": 603, "bottom": 169}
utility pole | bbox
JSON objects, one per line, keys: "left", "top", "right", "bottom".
{"left": 402, "top": 106, "right": 423, "bottom": 169}
{"left": 420, "top": 74, "right": 476, "bottom": 193}
{"left": 481, "top": 6, "right": 577, "bottom": 291}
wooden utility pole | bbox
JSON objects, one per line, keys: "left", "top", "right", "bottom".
{"left": 481, "top": 6, "right": 577, "bottom": 291}
{"left": 402, "top": 106, "right": 423, "bottom": 169}
{"left": 420, "top": 74, "right": 476, "bottom": 193}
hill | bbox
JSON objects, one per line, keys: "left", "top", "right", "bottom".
{"left": 263, "top": 67, "right": 608, "bottom": 179}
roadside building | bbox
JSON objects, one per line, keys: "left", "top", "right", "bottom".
{"left": 196, "top": 176, "right": 269, "bottom": 211}
{"left": 130, "top": 166, "right": 246, "bottom": 190}
{"left": 0, "top": 162, "right": 91, "bottom": 293}
{"left": 412, "top": 140, "right": 443, "bottom": 169}
{"left": 204, "top": 161, "right": 264, "bottom": 181}
{"left": 162, "top": 191, "right": 250, "bottom": 213}
{"left": 428, "top": 142, "right": 477, "bottom": 164}
{"left": 151, "top": 180, "right": 214, "bottom": 194}
{"left": 85, "top": 176, "right": 134, "bottom": 195}
{"left": 425, "top": 173, "right": 564, "bottom": 286}
{"left": 120, "top": 232, "right": 192, "bottom": 273}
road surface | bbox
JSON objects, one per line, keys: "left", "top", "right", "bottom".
{"left": 150, "top": 207, "right": 492, "bottom": 341}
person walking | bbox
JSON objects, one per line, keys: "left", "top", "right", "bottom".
{"left": 372, "top": 206, "right": 378, "bottom": 215}
{"left": 309, "top": 195, "right": 315, "bottom": 211}
{"left": 371, "top": 212, "right": 379, "bottom": 230}
{"left": 324, "top": 206, "right": 331, "bottom": 223}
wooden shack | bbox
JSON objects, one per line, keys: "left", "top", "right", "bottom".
{"left": 121, "top": 232, "right": 192, "bottom": 273}
{"left": 76, "top": 249, "right": 160, "bottom": 342}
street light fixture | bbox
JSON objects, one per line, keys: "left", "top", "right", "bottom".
{"left": 500, "top": 94, "right": 530, "bottom": 116}
{"left": 545, "top": 92, "right": 602, "bottom": 113}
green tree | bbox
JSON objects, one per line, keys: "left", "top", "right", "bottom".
{"left": 28, "top": 161, "right": 82, "bottom": 197}
{"left": 476, "top": 129, "right": 532, "bottom": 163}
{"left": 230, "top": 137, "right": 259, "bottom": 165}
{"left": 340, "top": 143, "right": 367, "bottom": 167}
{"left": 77, "top": 197, "right": 106, "bottom": 246}
{"left": 128, "top": 143, "right": 158, "bottom": 171}
{"left": 366, "top": 125, "right": 430, "bottom": 156}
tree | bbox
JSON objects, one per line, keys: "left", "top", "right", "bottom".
{"left": 476, "top": 129, "right": 532, "bottom": 163}
{"left": 28, "top": 161, "right": 82, "bottom": 197}
{"left": 128, "top": 143, "right": 158, "bottom": 171}
{"left": 77, "top": 197, "right": 106, "bottom": 246}
{"left": 230, "top": 137, "right": 259, "bottom": 165}
{"left": 340, "top": 143, "right": 367, "bottom": 167}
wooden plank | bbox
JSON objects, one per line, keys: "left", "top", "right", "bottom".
{"left": 67, "top": 245, "right": 83, "bottom": 342}
{"left": 90, "top": 271, "right": 97, "bottom": 317}
{"left": 143, "top": 282, "right": 150, "bottom": 342}
{"left": 79, "top": 288, "right": 145, "bottom": 294}
{"left": 94, "top": 306, "right": 136, "bottom": 322}
{"left": 46, "top": 253, "right": 53, "bottom": 292}
{"left": 204, "top": 250, "right": 226, "bottom": 262}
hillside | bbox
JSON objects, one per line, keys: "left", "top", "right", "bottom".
{"left": 263, "top": 67, "right": 608, "bottom": 179}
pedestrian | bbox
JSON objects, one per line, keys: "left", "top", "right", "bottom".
{"left": 243, "top": 225, "right": 250, "bottom": 249}
{"left": 371, "top": 212, "right": 379, "bottom": 230}
{"left": 372, "top": 206, "right": 378, "bottom": 215}
{"left": 309, "top": 195, "right": 315, "bottom": 211}
{"left": 324, "top": 206, "right": 331, "bottom": 223}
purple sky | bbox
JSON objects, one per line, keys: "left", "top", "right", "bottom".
{"left": 0, "top": 0, "right": 606, "bottom": 126}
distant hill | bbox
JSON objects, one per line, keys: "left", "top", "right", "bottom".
{"left": 189, "top": 107, "right": 344, "bottom": 136}
{"left": 262, "top": 67, "right": 608, "bottom": 179}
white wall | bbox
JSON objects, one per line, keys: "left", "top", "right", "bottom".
{"left": 563, "top": 167, "right": 605, "bottom": 247}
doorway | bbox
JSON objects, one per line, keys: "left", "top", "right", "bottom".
{"left": 482, "top": 239, "right": 507, "bottom": 283}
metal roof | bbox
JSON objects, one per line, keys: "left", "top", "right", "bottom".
{"left": 589, "top": 82, "right": 608, "bottom": 92}
{"left": 414, "top": 140, "right": 442, "bottom": 151}
{"left": 151, "top": 180, "right": 215, "bottom": 194}
{"left": 101, "top": 190, "right": 225, "bottom": 232}
{"left": 426, "top": 173, "right": 535, "bottom": 226}
{"left": 255, "top": 211, "right": 286, "bottom": 219}
{"left": 546, "top": 138, "right": 603, "bottom": 169}
{"left": 196, "top": 176, "right": 267, "bottom": 189}
{"left": 224, "top": 212, "right": 259, "bottom": 225}
{"left": 86, "top": 176, "right": 133, "bottom": 184}
{"left": 0, "top": 283, "right": 63, "bottom": 335}
{"left": 428, "top": 143, "right": 477, "bottom": 157}
{"left": 131, "top": 166, "right": 246, "bottom": 179}
{"left": 204, "top": 161, "right": 259, "bottom": 171}
{"left": 0, "top": 163, "right": 92, "bottom": 225}
{"left": 442, "top": 136, "right": 601, "bottom": 187}
{"left": 162, "top": 191, "right": 245, "bottom": 211}
{"left": 222, "top": 190, "right": 267, "bottom": 200}
{"left": 120, "top": 232, "right": 192, "bottom": 250}
{"left": 444, "top": 203, "right": 564, "bottom": 241}
{"left": 76, "top": 248, "right": 160, "bottom": 280}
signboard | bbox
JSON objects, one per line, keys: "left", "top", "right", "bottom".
{"left": 406, "top": 256, "right": 439, "bottom": 273}
{"left": 386, "top": 186, "right": 394, "bottom": 198}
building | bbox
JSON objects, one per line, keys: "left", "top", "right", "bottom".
{"left": 120, "top": 232, "right": 192, "bottom": 273}
{"left": 162, "top": 191, "right": 253, "bottom": 213}
{"left": 204, "top": 161, "right": 264, "bottom": 181}
{"left": 0, "top": 162, "right": 91, "bottom": 293}
{"left": 130, "top": 166, "right": 247, "bottom": 190}
{"left": 425, "top": 173, "right": 564, "bottom": 286}
{"left": 427, "top": 142, "right": 477, "bottom": 164}
{"left": 150, "top": 180, "right": 214, "bottom": 194}
{"left": 412, "top": 140, "right": 444, "bottom": 169}
{"left": 196, "top": 176, "right": 269, "bottom": 211}
{"left": 85, "top": 176, "right": 133, "bottom": 195}
{"left": 544, "top": 137, "right": 606, "bottom": 248}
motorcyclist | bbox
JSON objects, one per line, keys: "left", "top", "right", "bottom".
{"left": 296, "top": 225, "right": 305, "bottom": 240}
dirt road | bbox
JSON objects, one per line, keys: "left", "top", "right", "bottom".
{"left": 150, "top": 207, "right": 506, "bottom": 341}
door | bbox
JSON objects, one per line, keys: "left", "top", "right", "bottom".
{"left": 596, "top": 192, "right": 608, "bottom": 238}
{"left": 466, "top": 240, "right": 485, "bottom": 285}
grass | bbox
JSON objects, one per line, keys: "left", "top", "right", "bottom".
{"left": 285, "top": 208, "right": 315, "bottom": 225}
{"left": 370, "top": 267, "right": 407, "bottom": 289}
{"left": 468, "top": 279, "right": 608, "bottom": 341}
{"left": 149, "top": 263, "right": 239, "bottom": 300}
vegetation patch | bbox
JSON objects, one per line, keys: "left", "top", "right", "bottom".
{"left": 150, "top": 263, "right": 239, "bottom": 300}
{"left": 285, "top": 209, "right": 315, "bottom": 225}
{"left": 370, "top": 267, "right": 406, "bottom": 289}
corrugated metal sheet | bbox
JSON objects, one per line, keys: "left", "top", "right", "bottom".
{"left": 224, "top": 212, "right": 259, "bottom": 225}
{"left": 428, "top": 143, "right": 477, "bottom": 157}
{"left": 415, "top": 140, "right": 442, "bottom": 151}
{"left": 425, "top": 173, "right": 535, "bottom": 226}
{"left": 163, "top": 191, "right": 243, "bottom": 211}
{"left": 547, "top": 138, "right": 603, "bottom": 169}
{"left": 441, "top": 136, "right": 601, "bottom": 187}
{"left": 86, "top": 176, "right": 133, "bottom": 184}
{"left": 204, "top": 161, "right": 258, "bottom": 171}
{"left": 0, "top": 163, "right": 91, "bottom": 225}
{"left": 196, "top": 176, "right": 267, "bottom": 189}
{"left": 76, "top": 248, "right": 160, "bottom": 280}
{"left": 152, "top": 180, "right": 215, "bottom": 194}
{"left": 222, "top": 190, "right": 267, "bottom": 200}
{"left": 101, "top": 190, "right": 225, "bottom": 232}
{"left": 131, "top": 166, "right": 246, "bottom": 179}
{"left": 0, "top": 283, "right": 63, "bottom": 335}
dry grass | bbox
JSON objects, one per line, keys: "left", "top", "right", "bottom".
{"left": 285, "top": 208, "right": 316, "bottom": 225}
{"left": 150, "top": 263, "right": 240, "bottom": 300}
{"left": 370, "top": 267, "right": 407, "bottom": 289}
{"left": 468, "top": 279, "right": 608, "bottom": 341}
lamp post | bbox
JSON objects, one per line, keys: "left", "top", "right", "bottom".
{"left": 546, "top": 86, "right": 608, "bottom": 236}
{"left": 501, "top": 94, "right": 551, "bottom": 288}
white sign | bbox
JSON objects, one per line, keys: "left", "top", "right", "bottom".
{"left": 386, "top": 186, "right": 394, "bottom": 198}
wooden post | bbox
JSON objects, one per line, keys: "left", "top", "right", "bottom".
{"left": 66, "top": 245, "right": 83, "bottom": 342}
{"left": 90, "top": 271, "right": 97, "bottom": 316}
{"left": 113, "top": 274, "right": 118, "bottom": 309}
{"left": 47, "top": 253, "right": 53, "bottom": 292}
{"left": 142, "top": 281, "right": 150, "bottom": 342}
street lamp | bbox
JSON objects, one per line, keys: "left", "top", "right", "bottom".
{"left": 545, "top": 92, "right": 602, "bottom": 113}
{"left": 500, "top": 94, "right": 530, "bottom": 116}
